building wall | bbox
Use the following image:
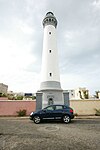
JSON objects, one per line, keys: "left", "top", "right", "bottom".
{"left": 0, "top": 100, "right": 36, "bottom": 116}
{"left": 0, "top": 83, "right": 8, "bottom": 94}
{"left": 42, "top": 90, "right": 64, "bottom": 108}
{"left": 70, "top": 100, "right": 100, "bottom": 115}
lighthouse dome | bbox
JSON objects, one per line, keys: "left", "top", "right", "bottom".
{"left": 42, "top": 12, "right": 57, "bottom": 28}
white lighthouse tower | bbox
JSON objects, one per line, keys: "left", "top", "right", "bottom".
{"left": 36, "top": 12, "right": 69, "bottom": 110}
{"left": 40, "top": 12, "right": 64, "bottom": 108}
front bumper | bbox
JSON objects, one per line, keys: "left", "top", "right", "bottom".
{"left": 30, "top": 115, "right": 33, "bottom": 120}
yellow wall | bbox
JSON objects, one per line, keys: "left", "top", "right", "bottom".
{"left": 70, "top": 100, "right": 100, "bottom": 115}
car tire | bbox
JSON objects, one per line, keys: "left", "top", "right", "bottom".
{"left": 33, "top": 116, "right": 41, "bottom": 124}
{"left": 63, "top": 115, "right": 71, "bottom": 124}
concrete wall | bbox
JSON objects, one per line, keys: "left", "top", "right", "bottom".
{"left": 0, "top": 100, "right": 36, "bottom": 116}
{"left": 0, "top": 99, "right": 100, "bottom": 116}
{"left": 0, "top": 97, "right": 8, "bottom": 100}
{"left": 70, "top": 100, "right": 100, "bottom": 115}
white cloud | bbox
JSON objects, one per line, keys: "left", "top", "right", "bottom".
{"left": 93, "top": 0, "right": 100, "bottom": 7}
{"left": 0, "top": 36, "right": 36, "bottom": 71}
{"left": 61, "top": 73, "right": 84, "bottom": 90}
{"left": 16, "top": 19, "right": 35, "bottom": 35}
{"left": 0, "top": 34, "right": 37, "bottom": 92}
{"left": 0, "top": 0, "right": 100, "bottom": 95}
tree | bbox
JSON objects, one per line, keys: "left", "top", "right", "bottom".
{"left": 0, "top": 93, "right": 2, "bottom": 97}
{"left": 79, "top": 91, "right": 83, "bottom": 99}
{"left": 83, "top": 90, "right": 89, "bottom": 99}
{"left": 0, "top": 93, "right": 7, "bottom": 97}
{"left": 94, "top": 91, "right": 100, "bottom": 99}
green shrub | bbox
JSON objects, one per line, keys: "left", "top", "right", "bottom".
{"left": 0, "top": 93, "right": 7, "bottom": 97}
{"left": 94, "top": 109, "right": 100, "bottom": 116}
{"left": 16, "top": 95, "right": 23, "bottom": 100}
{"left": 17, "top": 109, "right": 26, "bottom": 116}
{"left": 74, "top": 113, "right": 78, "bottom": 117}
{"left": 32, "top": 96, "right": 36, "bottom": 100}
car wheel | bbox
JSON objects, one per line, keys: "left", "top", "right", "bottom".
{"left": 63, "top": 115, "right": 71, "bottom": 123}
{"left": 33, "top": 116, "right": 41, "bottom": 124}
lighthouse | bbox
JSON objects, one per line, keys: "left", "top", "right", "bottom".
{"left": 36, "top": 12, "right": 69, "bottom": 110}
{"left": 41, "top": 12, "right": 60, "bottom": 89}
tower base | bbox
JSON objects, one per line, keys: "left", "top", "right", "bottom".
{"left": 41, "top": 89, "right": 64, "bottom": 108}
{"left": 36, "top": 89, "right": 69, "bottom": 110}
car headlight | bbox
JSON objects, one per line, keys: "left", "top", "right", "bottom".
{"left": 30, "top": 112, "right": 34, "bottom": 115}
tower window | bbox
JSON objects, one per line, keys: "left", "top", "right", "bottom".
{"left": 49, "top": 18, "right": 51, "bottom": 22}
{"left": 49, "top": 73, "right": 52, "bottom": 77}
{"left": 49, "top": 50, "right": 51, "bottom": 53}
{"left": 49, "top": 32, "right": 51, "bottom": 34}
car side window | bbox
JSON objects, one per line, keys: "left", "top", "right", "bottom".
{"left": 46, "top": 106, "right": 54, "bottom": 111}
{"left": 55, "top": 106, "right": 63, "bottom": 110}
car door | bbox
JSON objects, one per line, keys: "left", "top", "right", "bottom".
{"left": 53, "top": 105, "right": 64, "bottom": 119}
{"left": 42, "top": 105, "right": 55, "bottom": 120}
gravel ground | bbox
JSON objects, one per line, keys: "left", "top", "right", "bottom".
{"left": 0, "top": 117, "right": 100, "bottom": 150}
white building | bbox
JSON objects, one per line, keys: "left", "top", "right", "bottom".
{"left": 0, "top": 83, "right": 8, "bottom": 94}
{"left": 67, "top": 87, "right": 89, "bottom": 100}
{"left": 98, "top": 92, "right": 100, "bottom": 99}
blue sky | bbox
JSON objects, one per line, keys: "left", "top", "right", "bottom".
{"left": 0, "top": 0, "right": 100, "bottom": 95}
